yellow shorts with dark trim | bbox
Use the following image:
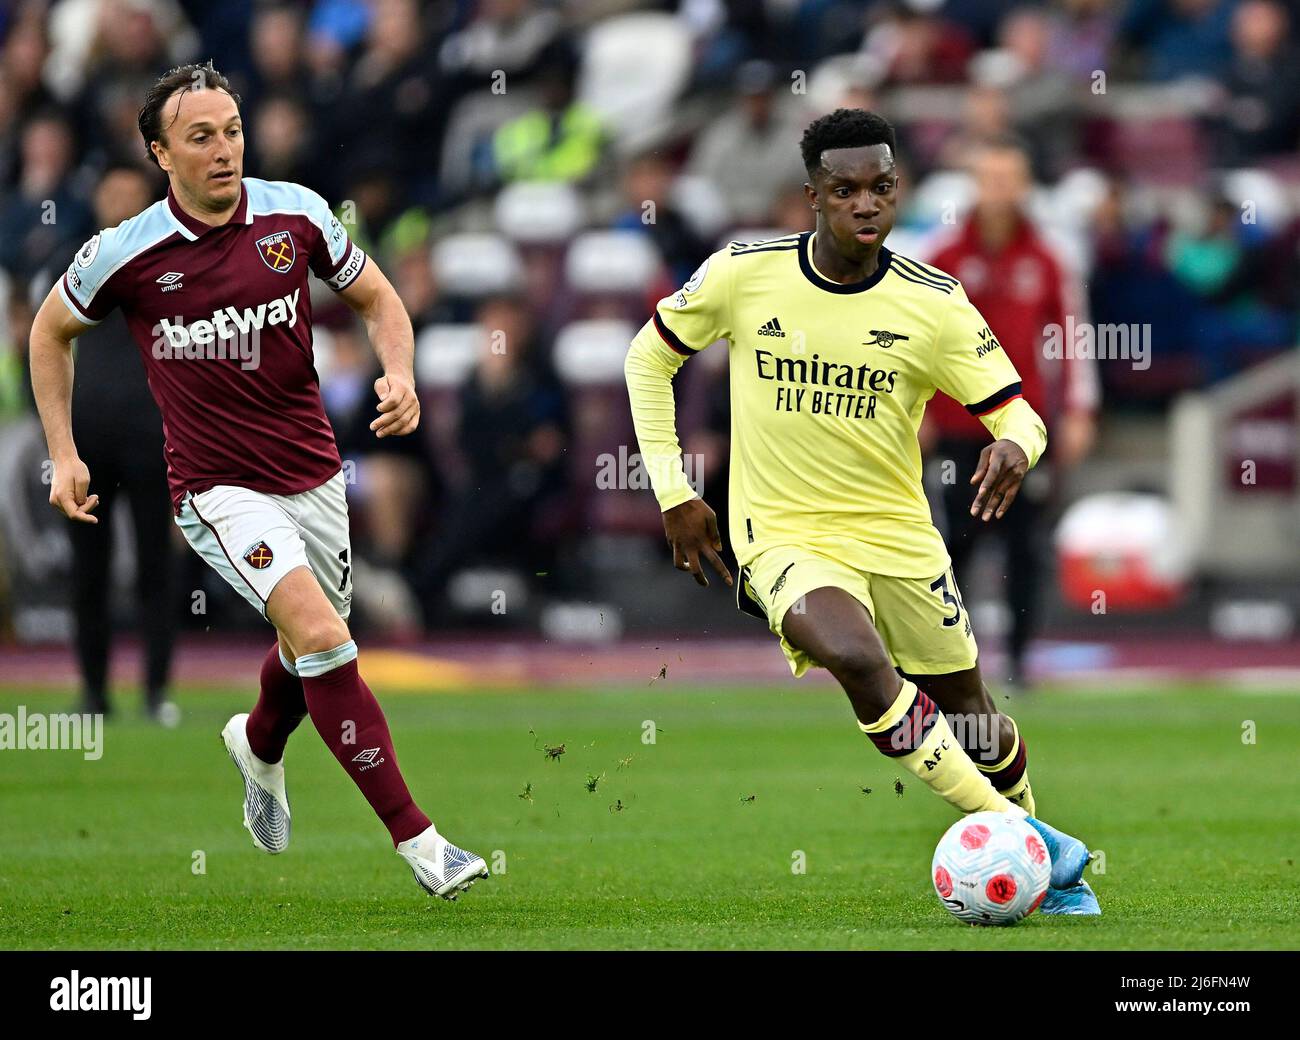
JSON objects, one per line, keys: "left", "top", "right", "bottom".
{"left": 737, "top": 545, "right": 979, "bottom": 678}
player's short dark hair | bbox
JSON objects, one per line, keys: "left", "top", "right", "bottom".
{"left": 800, "top": 109, "right": 897, "bottom": 178}
{"left": 138, "top": 60, "right": 242, "bottom": 167}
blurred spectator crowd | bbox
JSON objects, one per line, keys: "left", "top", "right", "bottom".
{"left": 2, "top": 0, "right": 1300, "bottom": 634}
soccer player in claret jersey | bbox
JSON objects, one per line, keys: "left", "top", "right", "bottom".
{"left": 624, "top": 109, "right": 1099, "bottom": 914}
{"left": 28, "top": 62, "right": 487, "bottom": 900}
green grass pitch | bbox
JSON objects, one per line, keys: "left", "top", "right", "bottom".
{"left": 0, "top": 683, "right": 1295, "bottom": 949}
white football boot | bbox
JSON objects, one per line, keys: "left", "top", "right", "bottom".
{"left": 396, "top": 825, "right": 488, "bottom": 900}
{"left": 221, "top": 713, "right": 291, "bottom": 854}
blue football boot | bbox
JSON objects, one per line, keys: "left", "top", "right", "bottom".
{"left": 1038, "top": 879, "right": 1101, "bottom": 916}
{"left": 1025, "top": 816, "right": 1091, "bottom": 889}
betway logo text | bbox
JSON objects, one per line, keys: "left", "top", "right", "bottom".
{"left": 150, "top": 289, "right": 300, "bottom": 371}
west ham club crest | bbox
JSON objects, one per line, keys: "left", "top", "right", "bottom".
{"left": 243, "top": 541, "right": 275, "bottom": 569}
{"left": 256, "top": 231, "right": 296, "bottom": 273}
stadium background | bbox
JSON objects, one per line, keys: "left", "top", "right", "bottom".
{"left": 2, "top": 0, "right": 1299, "bottom": 693}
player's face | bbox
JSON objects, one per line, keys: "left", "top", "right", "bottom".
{"left": 152, "top": 86, "right": 243, "bottom": 211}
{"left": 804, "top": 144, "right": 899, "bottom": 258}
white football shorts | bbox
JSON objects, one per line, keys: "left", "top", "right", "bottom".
{"left": 175, "top": 470, "right": 353, "bottom": 621}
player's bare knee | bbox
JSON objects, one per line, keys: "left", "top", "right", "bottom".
{"left": 292, "top": 616, "right": 351, "bottom": 658}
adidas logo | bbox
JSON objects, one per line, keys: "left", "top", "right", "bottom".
{"left": 757, "top": 317, "right": 786, "bottom": 338}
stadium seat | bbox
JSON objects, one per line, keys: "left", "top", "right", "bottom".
{"left": 670, "top": 174, "right": 731, "bottom": 240}
{"left": 431, "top": 233, "right": 524, "bottom": 297}
{"left": 806, "top": 53, "right": 885, "bottom": 114}
{"left": 906, "top": 170, "right": 976, "bottom": 228}
{"left": 564, "top": 230, "right": 663, "bottom": 295}
{"left": 493, "top": 181, "right": 586, "bottom": 244}
{"left": 1047, "top": 168, "right": 1110, "bottom": 231}
{"left": 576, "top": 13, "right": 692, "bottom": 148}
{"left": 552, "top": 320, "right": 636, "bottom": 386}
{"left": 413, "top": 323, "right": 482, "bottom": 388}
{"left": 1220, "top": 169, "right": 1292, "bottom": 233}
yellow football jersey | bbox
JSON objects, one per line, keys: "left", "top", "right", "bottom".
{"left": 625, "top": 230, "right": 1046, "bottom": 578}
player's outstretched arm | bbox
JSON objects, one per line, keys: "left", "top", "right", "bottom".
{"left": 29, "top": 287, "right": 99, "bottom": 524}
{"left": 336, "top": 259, "right": 419, "bottom": 439}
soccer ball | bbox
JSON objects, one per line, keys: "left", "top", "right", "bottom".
{"left": 932, "top": 811, "right": 1050, "bottom": 926}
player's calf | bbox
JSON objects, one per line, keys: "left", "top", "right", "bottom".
{"left": 859, "top": 679, "right": 1017, "bottom": 814}
{"left": 904, "top": 667, "right": 1037, "bottom": 816}
{"left": 295, "top": 639, "right": 433, "bottom": 845}
{"left": 782, "top": 588, "right": 1016, "bottom": 816}
{"left": 977, "top": 717, "right": 1035, "bottom": 817}
{"left": 244, "top": 641, "right": 308, "bottom": 765}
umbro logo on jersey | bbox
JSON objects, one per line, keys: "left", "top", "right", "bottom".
{"left": 352, "top": 747, "right": 385, "bottom": 771}
{"left": 757, "top": 317, "right": 786, "bottom": 337}
{"left": 863, "top": 329, "right": 910, "bottom": 348}
{"left": 157, "top": 271, "right": 184, "bottom": 293}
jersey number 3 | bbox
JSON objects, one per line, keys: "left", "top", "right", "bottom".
{"left": 930, "top": 570, "right": 965, "bottom": 629}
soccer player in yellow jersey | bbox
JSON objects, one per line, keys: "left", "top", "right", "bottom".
{"left": 625, "top": 109, "right": 1099, "bottom": 914}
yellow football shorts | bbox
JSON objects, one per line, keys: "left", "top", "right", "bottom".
{"left": 736, "top": 544, "right": 979, "bottom": 678}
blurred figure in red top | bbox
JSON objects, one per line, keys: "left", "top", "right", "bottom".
{"left": 924, "top": 136, "right": 1099, "bottom": 688}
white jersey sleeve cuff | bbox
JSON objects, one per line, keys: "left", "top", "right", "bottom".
{"left": 58, "top": 275, "right": 103, "bottom": 326}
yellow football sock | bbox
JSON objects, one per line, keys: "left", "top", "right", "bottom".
{"left": 859, "top": 680, "right": 1018, "bottom": 815}
{"left": 976, "top": 716, "right": 1036, "bottom": 817}
{"left": 999, "top": 775, "right": 1035, "bottom": 816}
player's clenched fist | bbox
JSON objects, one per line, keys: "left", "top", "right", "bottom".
{"left": 49, "top": 456, "right": 99, "bottom": 524}
{"left": 371, "top": 371, "right": 420, "bottom": 438}
{"left": 663, "top": 497, "right": 733, "bottom": 589}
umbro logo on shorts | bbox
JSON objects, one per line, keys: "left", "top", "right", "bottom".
{"left": 863, "top": 329, "right": 910, "bottom": 349}
{"left": 757, "top": 317, "right": 786, "bottom": 337}
{"left": 242, "top": 540, "right": 275, "bottom": 569}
